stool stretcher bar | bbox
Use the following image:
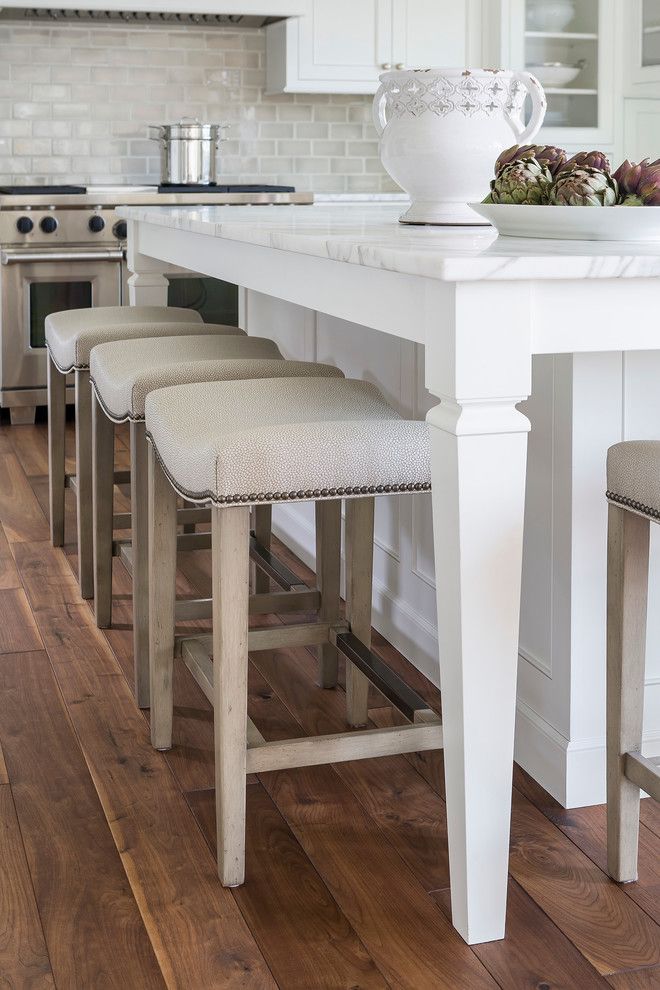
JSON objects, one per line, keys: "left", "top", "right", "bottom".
{"left": 624, "top": 752, "right": 660, "bottom": 802}
{"left": 335, "top": 631, "right": 435, "bottom": 722}
{"left": 178, "top": 634, "right": 442, "bottom": 775}
{"left": 175, "top": 588, "right": 322, "bottom": 622}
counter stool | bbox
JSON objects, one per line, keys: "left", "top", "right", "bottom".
{"left": 606, "top": 441, "right": 660, "bottom": 883}
{"left": 45, "top": 303, "right": 219, "bottom": 597}
{"left": 145, "top": 376, "right": 440, "bottom": 886}
{"left": 90, "top": 334, "right": 343, "bottom": 707}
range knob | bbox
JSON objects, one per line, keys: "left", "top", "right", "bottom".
{"left": 40, "top": 216, "right": 58, "bottom": 234}
{"left": 113, "top": 220, "right": 127, "bottom": 240}
{"left": 16, "top": 216, "right": 34, "bottom": 234}
{"left": 89, "top": 215, "right": 105, "bottom": 233}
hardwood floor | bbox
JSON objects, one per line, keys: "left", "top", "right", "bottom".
{"left": 0, "top": 416, "right": 659, "bottom": 989}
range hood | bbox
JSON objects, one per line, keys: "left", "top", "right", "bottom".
{"left": 0, "top": 0, "right": 306, "bottom": 24}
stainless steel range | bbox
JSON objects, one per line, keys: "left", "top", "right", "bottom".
{"left": 0, "top": 183, "right": 313, "bottom": 423}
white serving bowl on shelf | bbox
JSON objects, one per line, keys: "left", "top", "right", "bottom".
{"left": 526, "top": 61, "right": 583, "bottom": 87}
{"left": 526, "top": 0, "right": 576, "bottom": 32}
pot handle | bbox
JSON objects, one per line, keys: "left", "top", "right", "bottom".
{"left": 373, "top": 83, "right": 388, "bottom": 137}
{"left": 507, "top": 71, "right": 547, "bottom": 145}
{"left": 148, "top": 125, "right": 165, "bottom": 141}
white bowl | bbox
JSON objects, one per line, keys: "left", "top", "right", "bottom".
{"left": 468, "top": 203, "right": 660, "bottom": 242}
{"left": 527, "top": 63, "right": 582, "bottom": 87}
{"left": 527, "top": 0, "right": 576, "bottom": 32}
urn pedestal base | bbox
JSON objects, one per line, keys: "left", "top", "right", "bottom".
{"left": 398, "top": 200, "right": 491, "bottom": 226}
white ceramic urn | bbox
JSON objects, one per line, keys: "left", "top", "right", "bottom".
{"left": 373, "top": 68, "right": 547, "bottom": 225}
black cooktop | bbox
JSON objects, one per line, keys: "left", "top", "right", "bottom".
{"left": 157, "top": 183, "right": 296, "bottom": 194}
{"left": 0, "top": 185, "right": 87, "bottom": 195}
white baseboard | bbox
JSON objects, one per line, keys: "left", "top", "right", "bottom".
{"left": 515, "top": 695, "right": 660, "bottom": 808}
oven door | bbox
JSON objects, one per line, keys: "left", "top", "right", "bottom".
{"left": 0, "top": 248, "right": 123, "bottom": 408}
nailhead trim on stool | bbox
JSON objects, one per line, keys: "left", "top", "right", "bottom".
{"left": 606, "top": 491, "right": 660, "bottom": 522}
{"left": 145, "top": 436, "right": 431, "bottom": 506}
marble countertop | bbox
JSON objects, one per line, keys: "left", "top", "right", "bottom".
{"left": 117, "top": 202, "right": 660, "bottom": 282}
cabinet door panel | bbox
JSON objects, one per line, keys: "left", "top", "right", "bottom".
{"left": 392, "top": 0, "right": 468, "bottom": 69}
{"left": 624, "top": 98, "right": 660, "bottom": 158}
{"left": 297, "top": 0, "right": 391, "bottom": 81}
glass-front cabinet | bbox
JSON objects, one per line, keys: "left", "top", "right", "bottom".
{"left": 626, "top": 0, "right": 660, "bottom": 89}
{"left": 503, "top": 0, "right": 616, "bottom": 151}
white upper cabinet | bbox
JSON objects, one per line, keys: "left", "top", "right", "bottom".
{"left": 295, "top": 0, "right": 392, "bottom": 83}
{"left": 0, "top": 0, "right": 307, "bottom": 11}
{"left": 266, "top": 0, "right": 481, "bottom": 94}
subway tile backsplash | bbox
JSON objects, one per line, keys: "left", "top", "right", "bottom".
{"left": 0, "top": 19, "right": 397, "bottom": 192}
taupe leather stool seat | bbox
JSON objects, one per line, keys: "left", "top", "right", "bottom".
{"left": 145, "top": 377, "right": 431, "bottom": 504}
{"left": 605, "top": 440, "right": 660, "bottom": 887}
{"left": 90, "top": 333, "right": 344, "bottom": 708}
{"left": 146, "top": 376, "right": 438, "bottom": 890}
{"left": 45, "top": 304, "right": 204, "bottom": 372}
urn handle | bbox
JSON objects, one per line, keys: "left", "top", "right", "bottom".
{"left": 506, "top": 71, "right": 547, "bottom": 145}
{"left": 373, "top": 82, "right": 389, "bottom": 137}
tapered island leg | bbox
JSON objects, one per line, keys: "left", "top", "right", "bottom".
{"left": 425, "top": 281, "right": 533, "bottom": 945}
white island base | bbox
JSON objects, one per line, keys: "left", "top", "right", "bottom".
{"left": 120, "top": 201, "right": 660, "bottom": 944}
{"left": 243, "top": 294, "right": 660, "bottom": 811}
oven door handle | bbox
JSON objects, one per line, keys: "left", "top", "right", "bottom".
{"left": 1, "top": 249, "right": 125, "bottom": 264}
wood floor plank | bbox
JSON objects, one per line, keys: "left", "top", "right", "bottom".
{"left": 8, "top": 424, "right": 50, "bottom": 479}
{"left": 0, "top": 453, "right": 49, "bottom": 543}
{"left": 0, "top": 588, "right": 44, "bottom": 655}
{"left": 640, "top": 799, "right": 660, "bottom": 842}
{"left": 266, "top": 761, "right": 497, "bottom": 990}
{"left": 514, "top": 766, "right": 660, "bottom": 925}
{"left": 607, "top": 968, "right": 660, "bottom": 989}
{"left": 15, "top": 542, "right": 275, "bottom": 989}
{"left": 11, "top": 540, "right": 83, "bottom": 610}
{"left": 0, "top": 524, "right": 21, "bottom": 590}
{"left": 508, "top": 789, "right": 660, "bottom": 975}
{"left": 0, "top": 786, "right": 55, "bottom": 989}
{"left": 189, "top": 785, "right": 391, "bottom": 990}
{"left": 431, "top": 879, "right": 609, "bottom": 990}
{"left": 0, "top": 650, "right": 165, "bottom": 989}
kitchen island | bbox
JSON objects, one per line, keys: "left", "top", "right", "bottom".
{"left": 119, "top": 201, "right": 660, "bottom": 946}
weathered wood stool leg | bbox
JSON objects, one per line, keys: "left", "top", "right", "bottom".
{"left": 213, "top": 504, "right": 250, "bottom": 887}
{"left": 345, "top": 497, "right": 375, "bottom": 727}
{"left": 253, "top": 504, "right": 272, "bottom": 595}
{"left": 316, "top": 499, "right": 341, "bottom": 688}
{"left": 75, "top": 369, "right": 94, "bottom": 599}
{"left": 131, "top": 420, "right": 151, "bottom": 708}
{"left": 149, "top": 446, "right": 178, "bottom": 748}
{"left": 47, "top": 355, "right": 66, "bottom": 547}
{"left": 607, "top": 503, "right": 649, "bottom": 883}
{"left": 92, "top": 393, "right": 115, "bottom": 628}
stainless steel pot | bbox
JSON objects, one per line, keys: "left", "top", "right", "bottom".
{"left": 149, "top": 118, "right": 227, "bottom": 186}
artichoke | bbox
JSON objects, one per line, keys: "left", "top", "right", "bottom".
{"left": 613, "top": 158, "right": 660, "bottom": 205}
{"left": 489, "top": 159, "right": 553, "bottom": 205}
{"left": 495, "top": 143, "right": 567, "bottom": 177}
{"left": 558, "top": 150, "right": 612, "bottom": 176}
{"left": 549, "top": 166, "right": 619, "bottom": 206}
